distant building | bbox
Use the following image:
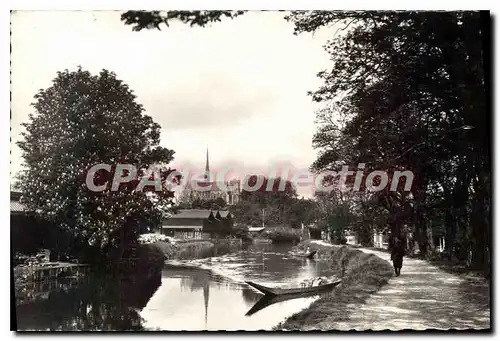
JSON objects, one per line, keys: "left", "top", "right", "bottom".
{"left": 373, "top": 230, "right": 389, "bottom": 248}
{"left": 159, "top": 209, "right": 233, "bottom": 239}
{"left": 345, "top": 234, "right": 358, "bottom": 245}
{"left": 180, "top": 149, "right": 241, "bottom": 205}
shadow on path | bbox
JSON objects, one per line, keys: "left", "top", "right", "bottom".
{"left": 311, "top": 244, "right": 491, "bottom": 331}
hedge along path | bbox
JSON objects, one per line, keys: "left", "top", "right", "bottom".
{"left": 311, "top": 241, "right": 490, "bottom": 331}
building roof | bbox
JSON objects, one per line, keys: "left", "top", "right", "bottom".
{"left": 217, "top": 211, "right": 232, "bottom": 218}
{"left": 168, "top": 209, "right": 232, "bottom": 220}
{"left": 161, "top": 225, "right": 203, "bottom": 230}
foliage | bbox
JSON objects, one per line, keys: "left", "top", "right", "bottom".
{"left": 231, "top": 175, "right": 312, "bottom": 228}
{"left": 314, "top": 189, "right": 357, "bottom": 244}
{"left": 146, "top": 241, "right": 178, "bottom": 260}
{"left": 264, "top": 226, "right": 301, "bottom": 244}
{"left": 288, "top": 11, "right": 490, "bottom": 272}
{"left": 230, "top": 224, "right": 252, "bottom": 242}
{"left": 138, "top": 233, "right": 176, "bottom": 245}
{"left": 119, "top": 10, "right": 491, "bottom": 273}
{"left": 17, "top": 68, "right": 180, "bottom": 260}
{"left": 133, "top": 243, "right": 166, "bottom": 275}
{"left": 286, "top": 198, "right": 318, "bottom": 228}
{"left": 121, "top": 10, "right": 245, "bottom": 31}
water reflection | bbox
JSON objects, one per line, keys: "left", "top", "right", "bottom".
{"left": 242, "top": 286, "right": 263, "bottom": 305}
{"left": 140, "top": 243, "right": 340, "bottom": 330}
{"left": 246, "top": 292, "right": 320, "bottom": 317}
{"left": 16, "top": 242, "right": 341, "bottom": 331}
{"left": 166, "top": 243, "right": 335, "bottom": 287}
{"left": 16, "top": 274, "right": 161, "bottom": 331}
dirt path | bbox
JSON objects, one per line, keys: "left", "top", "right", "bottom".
{"left": 311, "top": 242, "right": 490, "bottom": 331}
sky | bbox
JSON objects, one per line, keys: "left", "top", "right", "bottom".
{"left": 10, "top": 11, "right": 333, "bottom": 198}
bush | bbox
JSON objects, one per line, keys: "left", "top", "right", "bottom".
{"left": 138, "top": 233, "right": 176, "bottom": 245}
{"left": 128, "top": 243, "right": 167, "bottom": 276}
{"left": 231, "top": 224, "right": 252, "bottom": 242}
{"left": 265, "top": 227, "right": 301, "bottom": 244}
{"left": 147, "top": 241, "right": 177, "bottom": 259}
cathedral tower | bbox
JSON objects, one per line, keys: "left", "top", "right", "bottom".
{"left": 205, "top": 147, "right": 210, "bottom": 183}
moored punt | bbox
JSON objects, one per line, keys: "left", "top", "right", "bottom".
{"left": 305, "top": 250, "right": 317, "bottom": 259}
{"left": 245, "top": 279, "right": 341, "bottom": 297}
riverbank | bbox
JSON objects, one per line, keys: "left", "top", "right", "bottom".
{"left": 276, "top": 240, "right": 394, "bottom": 331}
{"left": 14, "top": 239, "right": 219, "bottom": 286}
{"left": 321, "top": 247, "right": 490, "bottom": 330}
{"left": 263, "top": 227, "right": 301, "bottom": 244}
{"left": 146, "top": 240, "right": 215, "bottom": 260}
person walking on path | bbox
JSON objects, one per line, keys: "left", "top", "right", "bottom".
{"left": 309, "top": 239, "right": 490, "bottom": 330}
{"left": 391, "top": 236, "right": 405, "bottom": 276}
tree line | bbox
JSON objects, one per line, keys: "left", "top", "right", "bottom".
{"left": 121, "top": 10, "right": 491, "bottom": 273}
{"left": 177, "top": 175, "right": 318, "bottom": 229}
{"left": 289, "top": 11, "right": 490, "bottom": 272}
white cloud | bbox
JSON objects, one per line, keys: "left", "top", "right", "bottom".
{"left": 10, "top": 10, "right": 333, "bottom": 197}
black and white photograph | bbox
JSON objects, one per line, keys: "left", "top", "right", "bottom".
{"left": 9, "top": 7, "right": 492, "bottom": 332}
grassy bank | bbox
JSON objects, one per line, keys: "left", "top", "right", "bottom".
{"left": 350, "top": 244, "right": 490, "bottom": 279}
{"left": 145, "top": 240, "right": 215, "bottom": 260}
{"left": 263, "top": 227, "right": 301, "bottom": 244}
{"left": 276, "top": 240, "right": 393, "bottom": 331}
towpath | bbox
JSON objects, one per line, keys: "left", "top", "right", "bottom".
{"left": 310, "top": 241, "right": 490, "bottom": 331}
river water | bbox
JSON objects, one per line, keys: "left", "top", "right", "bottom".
{"left": 15, "top": 242, "right": 339, "bottom": 331}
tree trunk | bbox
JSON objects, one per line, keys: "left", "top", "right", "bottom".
{"left": 470, "top": 171, "right": 489, "bottom": 272}
{"left": 444, "top": 206, "right": 456, "bottom": 261}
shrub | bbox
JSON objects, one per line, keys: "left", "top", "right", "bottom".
{"left": 147, "top": 241, "right": 177, "bottom": 259}
{"left": 231, "top": 224, "right": 252, "bottom": 241}
{"left": 138, "top": 233, "right": 176, "bottom": 245}
{"left": 266, "top": 227, "right": 301, "bottom": 244}
{"left": 134, "top": 243, "right": 167, "bottom": 275}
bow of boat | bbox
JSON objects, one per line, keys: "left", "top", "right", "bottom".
{"left": 245, "top": 281, "right": 278, "bottom": 296}
{"left": 245, "top": 279, "right": 342, "bottom": 297}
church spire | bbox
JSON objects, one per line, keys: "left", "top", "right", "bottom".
{"left": 205, "top": 147, "right": 210, "bottom": 182}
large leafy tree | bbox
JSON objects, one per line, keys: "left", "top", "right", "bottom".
{"left": 285, "top": 198, "right": 318, "bottom": 229}
{"left": 289, "top": 11, "right": 490, "bottom": 268}
{"left": 18, "top": 68, "right": 180, "bottom": 258}
{"left": 232, "top": 176, "right": 299, "bottom": 227}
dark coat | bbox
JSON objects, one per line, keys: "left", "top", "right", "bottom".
{"left": 391, "top": 238, "right": 405, "bottom": 257}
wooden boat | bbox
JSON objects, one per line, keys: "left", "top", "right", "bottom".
{"left": 305, "top": 250, "right": 318, "bottom": 259}
{"left": 245, "top": 279, "right": 341, "bottom": 297}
